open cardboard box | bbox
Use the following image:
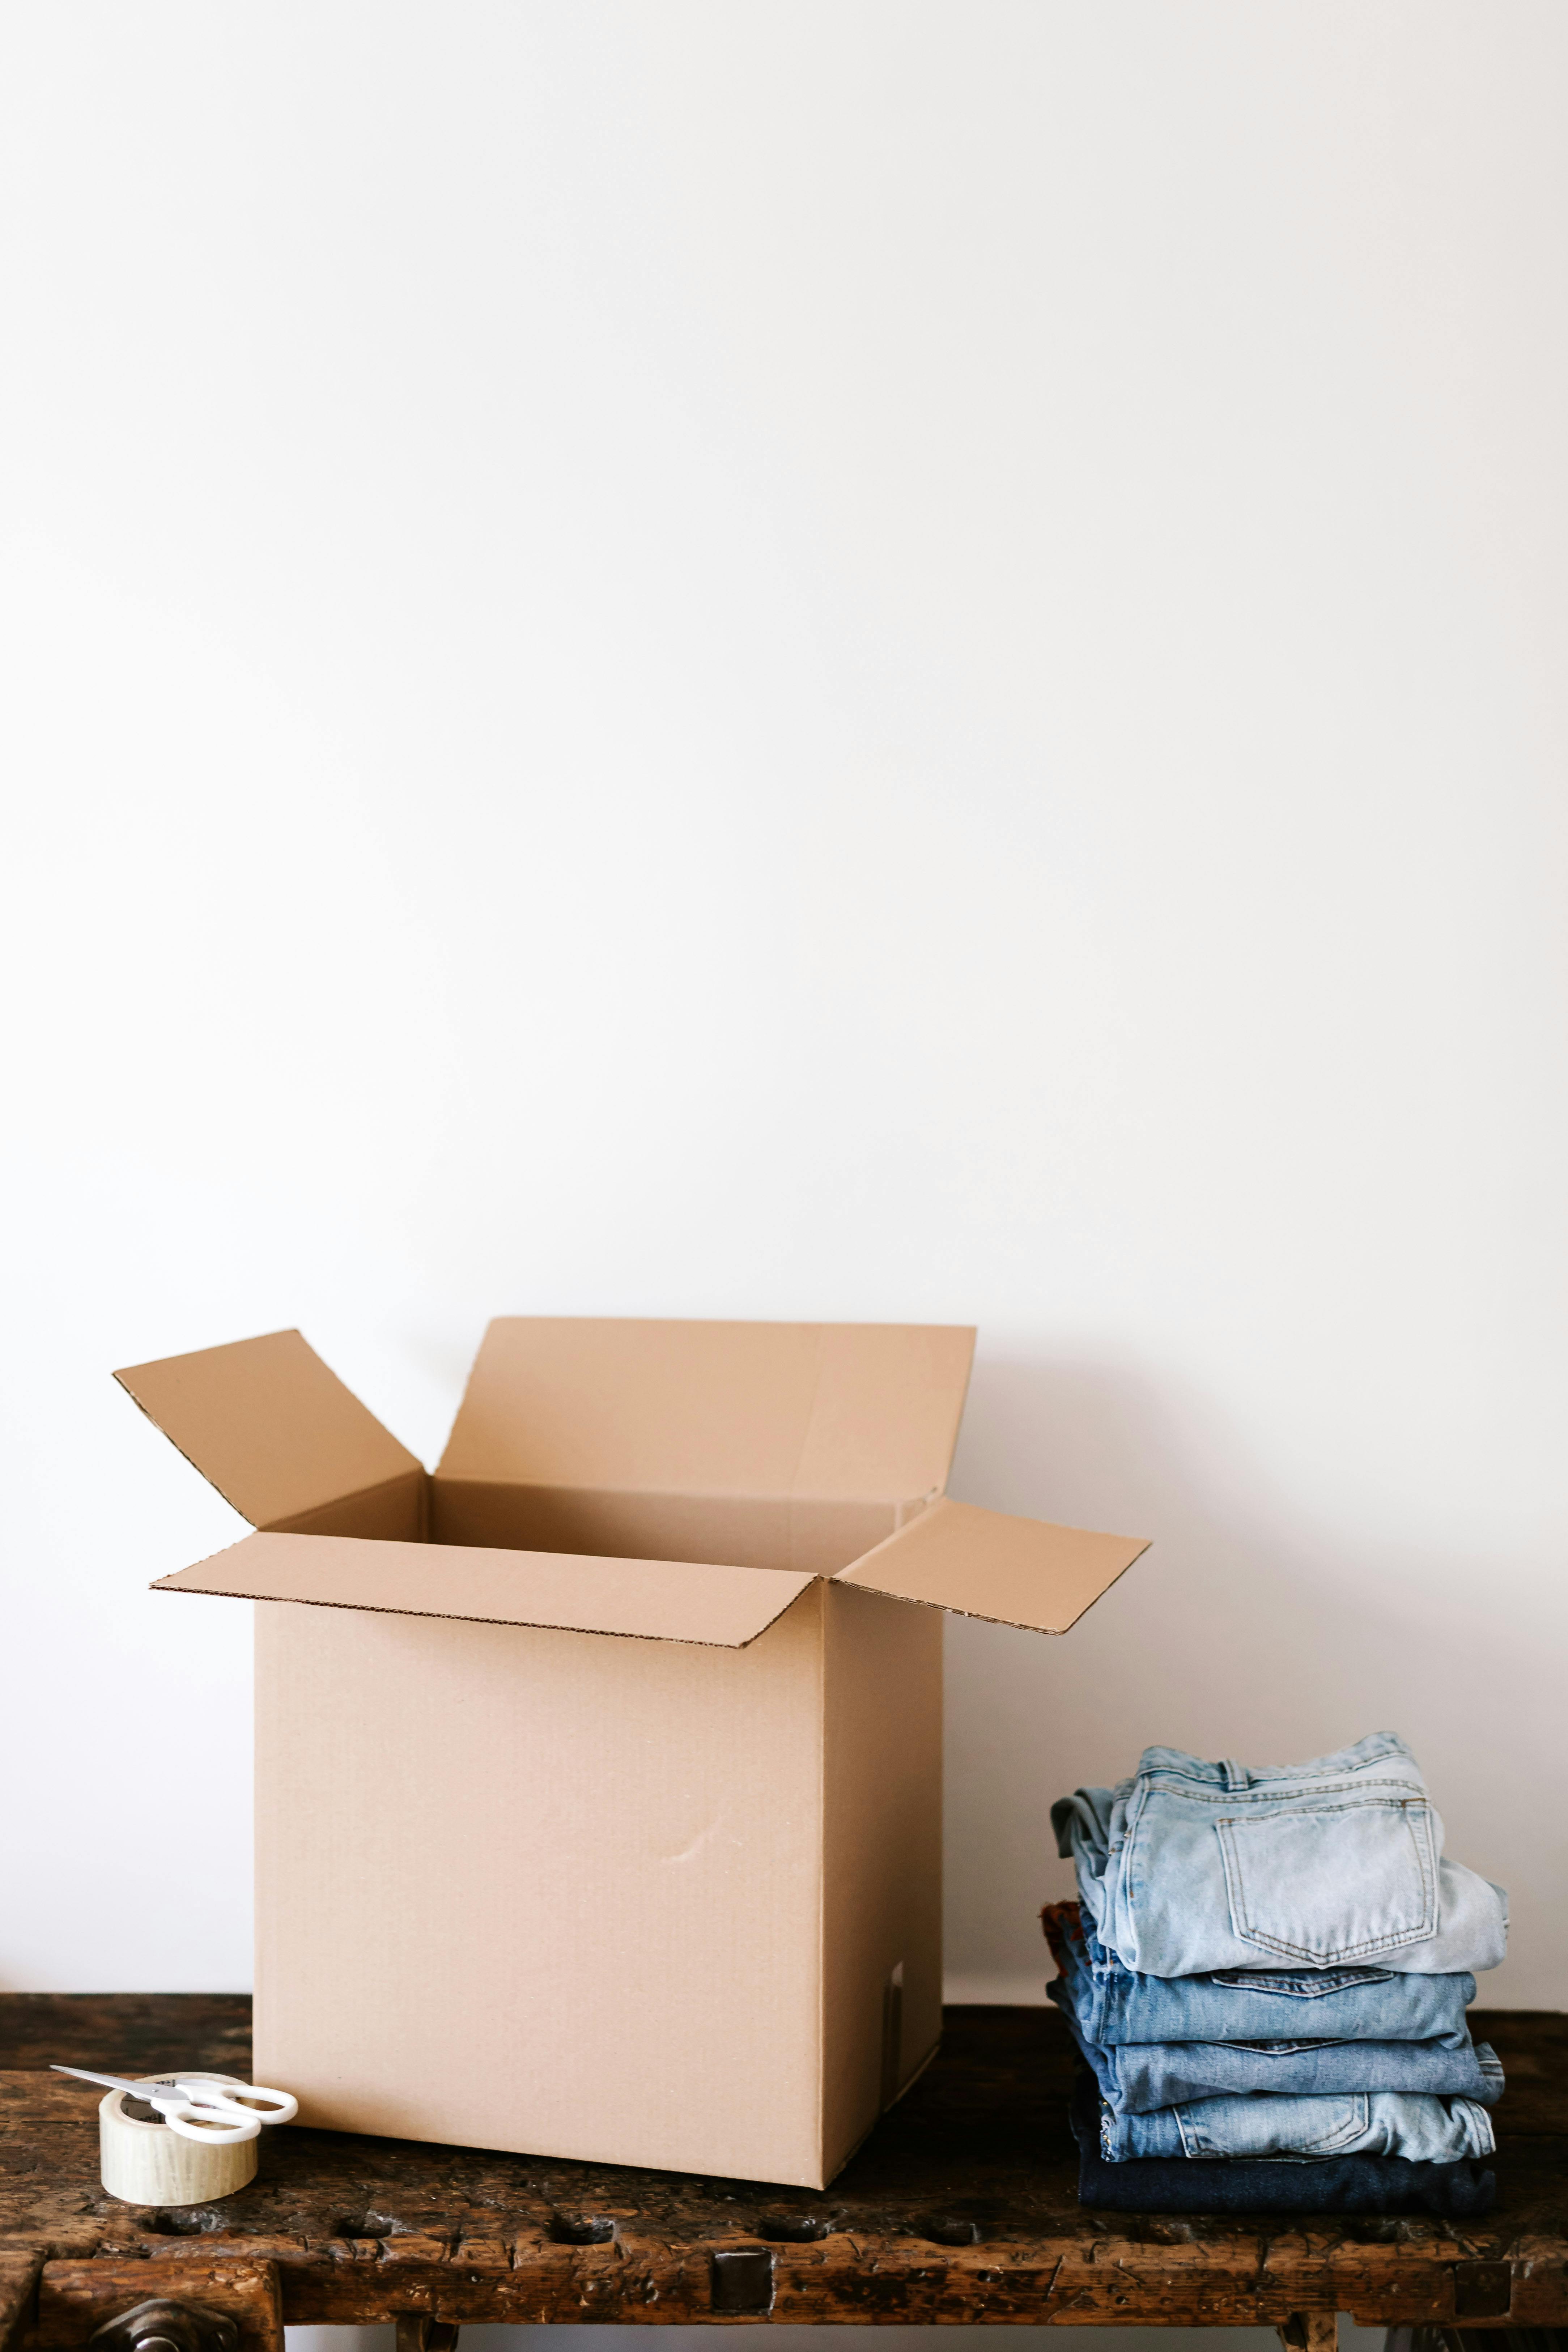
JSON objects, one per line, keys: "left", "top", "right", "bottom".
{"left": 118, "top": 1318, "right": 1148, "bottom": 2188}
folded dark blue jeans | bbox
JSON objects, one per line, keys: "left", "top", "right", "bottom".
{"left": 1069, "top": 2070, "right": 1496, "bottom": 2216}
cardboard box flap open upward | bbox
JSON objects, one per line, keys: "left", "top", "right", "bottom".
{"left": 115, "top": 1330, "right": 426, "bottom": 1537}
{"left": 122, "top": 1320, "right": 1149, "bottom": 1643}
{"left": 117, "top": 1314, "right": 1154, "bottom": 2189}
{"left": 153, "top": 1531, "right": 815, "bottom": 1647}
{"left": 837, "top": 1496, "right": 1148, "bottom": 1636}
{"left": 437, "top": 1317, "right": 977, "bottom": 1501}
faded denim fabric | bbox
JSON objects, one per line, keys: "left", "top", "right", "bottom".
{"left": 1042, "top": 1901, "right": 1478, "bottom": 2045}
{"left": 1068, "top": 2074, "right": 1496, "bottom": 2216}
{"left": 1059, "top": 2000, "right": 1504, "bottom": 2115}
{"left": 1053, "top": 1732, "right": 1507, "bottom": 1977}
{"left": 1097, "top": 2080, "right": 1496, "bottom": 2164}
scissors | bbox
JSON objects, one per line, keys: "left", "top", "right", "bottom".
{"left": 52, "top": 2066, "right": 298, "bottom": 2146}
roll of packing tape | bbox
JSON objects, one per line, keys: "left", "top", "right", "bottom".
{"left": 99, "top": 2075, "right": 259, "bottom": 2206}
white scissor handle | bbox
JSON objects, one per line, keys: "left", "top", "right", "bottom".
{"left": 153, "top": 2093, "right": 260, "bottom": 2146}
{"left": 175, "top": 2077, "right": 299, "bottom": 2128}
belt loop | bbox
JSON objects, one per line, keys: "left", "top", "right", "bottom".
{"left": 1221, "top": 1758, "right": 1249, "bottom": 1792}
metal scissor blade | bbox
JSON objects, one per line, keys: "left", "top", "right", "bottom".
{"left": 50, "top": 2064, "right": 149, "bottom": 2097}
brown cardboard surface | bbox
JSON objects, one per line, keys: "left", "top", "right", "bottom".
{"left": 124, "top": 1312, "right": 1152, "bottom": 2186}
{"left": 432, "top": 1479, "right": 897, "bottom": 1577}
{"left": 254, "top": 1587, "right": 835, "bottom": 2184}
{"left": 837, "top": 1495, "right": 1150, "bottom": 1634}
{"left": 819, "top": 1582, "right": 944, "bottom": 2178}
{"left": 789, "top": 1322, "right": 975, "bottom": 1500}
{"left": 436, "top": 1317, "right": 975, "bottom": 1503}
{"left": 264, "top": 1468, "right": 428, "bottom": 1541}
{"left": 115, "top": 1331, "right": 423, "bottom": 1532}
{"left": 154, "top": 1531, "right": 815, "bottom": 1648}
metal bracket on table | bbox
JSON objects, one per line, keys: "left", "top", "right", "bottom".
{"left": 37, "top": 2255, "right": 281, "bottom": 2352}
{"left": 709, "top": 2247, "right": 775, "bottom": 2315}
{"left": 89, "top": 2303, "right": 237, "bottom": 2352}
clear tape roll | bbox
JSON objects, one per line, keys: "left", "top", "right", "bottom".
{"left": 99, "top": 2074, "right": 259, "bottom": 2206}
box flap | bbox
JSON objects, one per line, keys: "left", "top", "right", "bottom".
{"left": 437, "top": 1318, "right": 976, "bottom": 1504}
{"left": 153, "top": 1531, "right": 816, "bottom": 1648}
{"left": 835, "top": 1497, "right": 1149, "bottom": 1634}
{"left": 115, "top": 1331, "right": 424, "bottom": 1530}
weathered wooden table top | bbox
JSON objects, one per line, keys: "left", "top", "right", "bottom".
{"left": 1, "top": 2000, "right": 1564, "bottom": 2344}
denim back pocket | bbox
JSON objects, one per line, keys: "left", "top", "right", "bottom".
{"left": 1215, "top": 1798, "right": 1437, "bottom": 1963}
{"left": 1176, "top": 2091, "right": 1370, "bottom": 2158}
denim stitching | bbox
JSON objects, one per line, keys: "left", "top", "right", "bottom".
{"left": 1211, "top": 1966, "right": 1397, "bottom": 1994}
{"left": 1153, "top": 1778, "right": 1425, "bottom": 1811}
{"left": 1216, "top": 1803, "right": 1438, "bottom": 1962}
{"left": 1229, "top": 2038, "right": 1358, "bottom": 2056}
{"left": 1219, "top": 1804, "right": 1437, "bottom": 1959}
{"left": 1293, "top": 2095, "right": 1370, "bottom": 2153}
{"left": 1135, "top": 1734, "right": 1410, "bottom": 1793}
{"left": 1171, "top": 2094, "right": 1367, "bottom": 2158}
{"left": 1221, "top": 1810, "right": 1437, "bottom": 1961}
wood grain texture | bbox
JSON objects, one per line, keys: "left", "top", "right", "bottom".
{"left": 2, "top": 2001, "right": 1564, "bottom": 2331}
{"left": 35, "top": 2259, "right": 281, "bottom": 2352}
{"left": 0, "top": 2001, "right": 251, "bottom": 2079}
{"left": 1279, "top": 2315, "right": 1339, "bottom": 2352}
{"left": 0, "top": 2253, "right": 42, "bottom": 2352}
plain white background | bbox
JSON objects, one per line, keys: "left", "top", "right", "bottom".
{"left": 4, "top": 0, "right": 1567, "bottom": 2052}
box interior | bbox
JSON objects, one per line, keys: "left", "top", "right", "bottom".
{"left": 118, "top": 1319, "right": 1152, "bottom": 1642}
{"left": 117, "top": 1318, "right": 974, "bottom": 1556}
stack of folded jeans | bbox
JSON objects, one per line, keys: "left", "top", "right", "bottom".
{"left": 1047, "top": 1732, "right": 1508, "bottom": 2216}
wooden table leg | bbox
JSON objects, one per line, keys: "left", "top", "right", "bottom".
{"left": 395, "top": 2322, "right": 460, "bottom": 2352}
{"left": 1278, "top": 2315, "right": 1339, "bottom": 2352}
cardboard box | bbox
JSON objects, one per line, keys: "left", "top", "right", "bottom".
{"left": 118, "top": 1318, "right": 1147, "bottom": 2188}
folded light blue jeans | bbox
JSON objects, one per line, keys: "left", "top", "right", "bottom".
{"left": 1097, "top": 2082, "right": 1497, "bottom": 2163}
{"left": 1059, "top": 2000, "right": 1504, "bottom": 2115}
{"left": 1042, "top": 1901, "right": 1478, "bottom": 2044}
{"left": 1054, "top": 1732, "right": 1507, "bottom": 1977}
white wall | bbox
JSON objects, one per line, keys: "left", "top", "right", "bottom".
{"left": 3, "top": 2, "right": 1565, "bottom": 2009}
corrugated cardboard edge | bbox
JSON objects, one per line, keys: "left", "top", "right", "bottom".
{"left": 114, "top": 1330, "right": 423, "bottom": 1531}
{"left": 114, "top": 1362, "right": 261, "bottom": 1521}
{"left": 837, "top": 1496, "right": 1151, "bottom": 1635}
{"left": 152, "top": 1531, "right": 818, "bottom": 1650}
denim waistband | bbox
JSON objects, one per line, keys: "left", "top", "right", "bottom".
{"left": 1042, "top": 1901, "right": 1479, "bottom": 2046}
{"left": 1053, "top": 1732, "right": 1508, "bottom": 1977}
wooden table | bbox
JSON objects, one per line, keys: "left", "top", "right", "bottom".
{"left": 2, "top": 2001, "right": 1563, "bottom": 2352}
